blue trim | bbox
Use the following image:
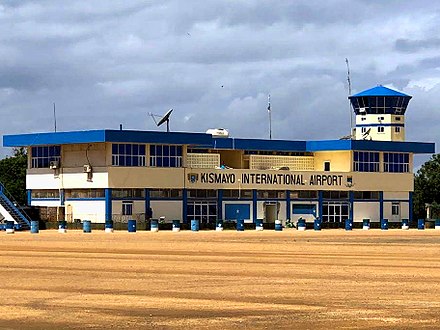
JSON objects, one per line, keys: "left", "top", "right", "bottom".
{"left": 286, "top": 190, "right": 291, "bottom": 220}
{"left": 349, "top": 191, "right": 354, "bottom": 221}
{"left": 307, "top": 140, "right": 434, "bottom": 153}
{"left": 379, "top": 191, "right": 384, "bottom": 221}
{"left": 356, "top": 123, "right": 405, "bottom": 128}
{"left": 252, "top": 189, "right": 257, "bottom": 223}
{"left": 65, "top": 198, "right": 105, "bottom": 201}
{"left": 27, "top": 189, "right": 32, "bottom": 206}
{"left": 60, "top": 189, "right": 65, "bottom": 206}
{"left": 144, "top": 188, "right": 150, "bottom": 218}
{"left": 409, "top": 191, "right": 413, "bottom": 223}
{"left": 105, "top": 188, "right": 112, "bottom": 222}
{"left": 318, "top": 191, "right": 323, "bottom": 219}
{"left": 182, "top": 188, "right": 187, "bottom": 222}
{"left": 353, "top": 199, "right": 380, "bottom": 202}
{"left": 217, "top": 189, "right": 223, "bottom": 220}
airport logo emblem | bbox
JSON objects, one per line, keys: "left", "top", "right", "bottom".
{"left": 188, "top": 173, "right": 198, "bottom": 183}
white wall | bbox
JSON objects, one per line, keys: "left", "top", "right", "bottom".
{"left": 383, "top": 192, "right": 409, "bottom": 200}
{"left": 150, "top": 201, "right": 182, "bottom": 221}
{"left": 64, "top": 200, "right": 105, "bottom": 223}
{"left": 353, "top": 202, "right": 380, "bottom": 223}
{"left": 27, "top": 172, "right": 108, "bottom": 189}
{"left": 31, "top": 200, "right": 62, "bottom": 207}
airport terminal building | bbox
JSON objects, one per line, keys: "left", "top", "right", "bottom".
{"left": 2, "top": 86, "right": 435, "bottom": 226}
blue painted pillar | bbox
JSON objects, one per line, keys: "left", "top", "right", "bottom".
{"left": 182, "top": 188, "right": 188, "bottom": 223}
{"left": 252, "top": 189, "right": 258, "bottom": 223}
{"left": 105, "top": 188, "right": 112, "bottom": 222}
{"left": 318, "top": 191, "right": 323, "bottom": 220}
{"left": 409, "top": 191, "right": 413, "bottom": 223}
{"left": 60, "top": 189, "right": 65, "bottom": 206}
{"left": 217, "top": 189, "right": 223, "bottom": 220}
{"left": 27, "top": 189, "right": 32, "bottom": 206}
{"left": 349, "top": 191, "right": 354, "bottom": 221}
{"left": 144, "top": 188, "right": 150, "bottom": 218}
{"left": 379, "top": 191, "right": 384, "bottom": 222}
{"left": 286, "top": 190, "right": 291, "bottom": 221}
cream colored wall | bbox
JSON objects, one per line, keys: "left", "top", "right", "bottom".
{"left": 313, "top": 151, "right": 352, "bottom": 172}
{"left": 150, "top": 201, "right": 182, "bottom": 221}
{"left": 383, "top": 192, "right": 409, "bottom": 200}
{"left": 64, "top": 200, "right": 105, "bottom": 223}
{"left": 108, "top": 167, "right": 184, "bottom": 188}
{"left": 353, "top": 202, "right": 380, "bottom": 222}
{"left": 63, "top": 143, "right": 107, "bottom": 168}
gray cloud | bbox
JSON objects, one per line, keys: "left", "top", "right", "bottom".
{"left": 0, "top": 0, "right": 439, "bottom": 170}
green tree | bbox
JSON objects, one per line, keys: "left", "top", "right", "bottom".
{"left": 0, "top": 147, "right": 27, "bottom": 206}
{"left": 413, "top": 154, "right": 440, "bottom": 220}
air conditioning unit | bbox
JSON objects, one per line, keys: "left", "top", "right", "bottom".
{"left": 83, "top": 165, "right": 92, "bottom": 173}
{"left": 49, "top": 160, "right": 59, "bottom": 169}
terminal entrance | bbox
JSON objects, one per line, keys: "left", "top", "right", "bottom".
{"left": 322, "top": 202, "right": 349, "bottom": 223}
{"left": 264, "top": 202, "right": 279, "bottom": 223}
{"left": 187, "top": 201, "right": 217, "bottom": 224}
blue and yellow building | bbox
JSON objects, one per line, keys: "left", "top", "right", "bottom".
{"left": 2, "top": 86, "right": 435, "bottom": 226}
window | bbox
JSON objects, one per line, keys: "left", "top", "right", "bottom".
{"left": 322, "top": 191, "right": 348, "bottom": 200}
{"left": 353, "top": 191, "right": 380, "bottom": 200}
{"left": 150, "top": 145, "right": 182, "bottom": 167}
{"left": 31, "top": 190, "right": 60, "bottom": 199}
{"left": 324, "top": 161, "right": 330, "bottom": 172}
{"left": 257, "top": 190, "right": 286, "bottom": 199}
{"left": 122, "top": 201, "right": 133, "bottom": 216}
{"left": 361, "top": 117, "right": 366, "bottom": 121}
{"left": 290, "top": 191, "right": 318, "bottom": 199}
{"left": 378, "top": 116, "right": 384, "bottom": 121}
{"left": 361, "top": 127, "right": 367, "bottom": 133}
{"left": 353, "top": 151, "right": 380, "bottom": 172}
{"left": 395, "top": 117, "right": 401, "bottom": 121}
{"left": 64, "top": 189, "right": 105, "bottom": 199}
{"left": 395, "top": 127, "right": 401, "bottom": 133}
{"left": 392, "top": 203, "right": 400, "bottom": 215}
{"left": 31, "top": 145, "right": 61, "bottom": 168}
{"left": 378, "top": 126, "right": 385, "bottom": 133}
{"left": 222, "top": 190, "right": 252, "bottom": 199}
{"left": 383, "top": 153, "right": 409, "bottom": 173}
{"left": 112, "top": 189, "right": 145, "bottom": 199}
{"left": 112, "top": 144, "right": 146, "bottom": 166}
{"left": 187, "top": 189, "right": 217, "bottom": 199}
{"left": 150, "top": 189, "right": 182, "bottom": 199}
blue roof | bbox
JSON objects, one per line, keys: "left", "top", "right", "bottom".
{"left": 3, "top": 130, "right": 212, "bottom": 147}
{"left": 3, "top": 129, "right": 434, "bottom": 154}
{"left": 351, "top": 85, "right": 411, "bottom": 98}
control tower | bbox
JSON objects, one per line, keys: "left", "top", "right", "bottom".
{"left": 349, "top": 85, "right": 411, "bottom": 141}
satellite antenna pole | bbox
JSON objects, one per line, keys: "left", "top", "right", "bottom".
{"left": 267, "top": 94, "right": 272, "bottom": 140}
{"left": 345, "top": 58, "right": 353, "bottom": 138}
{"left": 53, "top": 102, "right": 57, "bottom": 132}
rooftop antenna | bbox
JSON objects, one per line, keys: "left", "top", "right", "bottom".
{"left": 149, "top": 108, "right": 173, "bottom": 132}
{"left": 267, "top": 94, "right": 272, "bottom": 140}
{"left": 53, "top": 102, "right": 57, "bottom": 132}
{"left": 345, "top": 58, "right": 353, "bottom": 138}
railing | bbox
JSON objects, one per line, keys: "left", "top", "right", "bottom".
{"left": 0, "top": 182, "right": 33, "bottom": 225}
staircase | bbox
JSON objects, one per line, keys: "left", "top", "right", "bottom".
{"left": 0, "top": 184, "right": 31, "bottom": 230}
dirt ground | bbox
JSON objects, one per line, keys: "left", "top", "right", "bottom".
{"left": 0, "top": 229, "right": 440, "bottom": 329}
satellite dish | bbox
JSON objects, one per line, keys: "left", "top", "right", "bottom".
{"left": 148, "top": 108, "right": 173, "bottom": 132}
{"left": 362, "top": 128, "right": 371, "bottom": 140}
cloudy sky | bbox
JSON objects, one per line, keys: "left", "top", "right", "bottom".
{"left": 0, "top": 0, "right": 439, "bottom": 166}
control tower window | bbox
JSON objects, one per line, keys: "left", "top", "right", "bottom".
{"left": 395, "top": 127, "right": 401, "bottom": 133}
{"left": 378, "top": 127, "right": 385, "bottom": 133}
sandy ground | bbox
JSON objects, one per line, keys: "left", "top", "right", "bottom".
{"left": 0, "top": 229, "right": 440, "bottom": 329}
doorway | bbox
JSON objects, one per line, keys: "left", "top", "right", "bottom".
{"left": 264, "top": 202, "right": 279, "bottom": 223}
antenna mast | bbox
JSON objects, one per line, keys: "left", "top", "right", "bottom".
{"left": 53, "top": 102, "right": 57, "bottom": 132}
{"left": 345, "top": 58, "right": 353, "bottom": 138}
{"left": 267, "top": 94, "right": 272, "bottom": 140}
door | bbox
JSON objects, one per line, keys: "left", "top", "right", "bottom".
{"left": 264, "top": 202, "right": 278, "bottom": 223}
{"left": 391, "top": 202, "right": 400, "bottom": 222}
{"left": 187, "top": 201, "right": 217, "bottom": 224}
{"left": 322, "top": 202, "right": 349, "bottom": 223}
